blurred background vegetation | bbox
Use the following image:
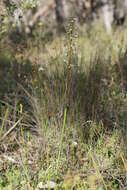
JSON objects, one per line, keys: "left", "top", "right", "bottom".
{"left": 1, "top": 0, "right": 127, "bottom": 190}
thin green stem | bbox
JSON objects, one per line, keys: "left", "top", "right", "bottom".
{"left": 56, "top": 107, "right": 67, "bottom": 173}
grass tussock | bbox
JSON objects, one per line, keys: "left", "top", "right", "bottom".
{"left": 0, "top": 24, "right": 127, "bottom": 189}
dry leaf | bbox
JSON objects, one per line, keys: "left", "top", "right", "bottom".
{"left": 37, "top": 181, "right": 56, "bottom": 189}
{"left": 3, "top": 155, "right": 17, "bottom": 164}
{"left": 120, "top": 154, "right": 127, "bottom": 171}
{"left": 63, "top": 173, "right": 73, "bottom": 189}
{"left": 63, "top": 172, "right": 80, "bottom": 189}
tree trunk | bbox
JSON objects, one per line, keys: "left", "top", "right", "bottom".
{"left": 55, "top": 0, "right": 65, "bottom": 31}
{"left": 114, "top": 0, "right": 127, "bottom": 24}
{"left": 101, "top": 1, "right": 114, "bottom": 33}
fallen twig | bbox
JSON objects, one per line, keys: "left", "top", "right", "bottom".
{"left": 0, "top": 117, "right": 23, "bottom": 141}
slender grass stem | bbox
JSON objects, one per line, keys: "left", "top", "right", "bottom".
{"left": 56, "top": 107, "right": 67, "bottom": 173}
